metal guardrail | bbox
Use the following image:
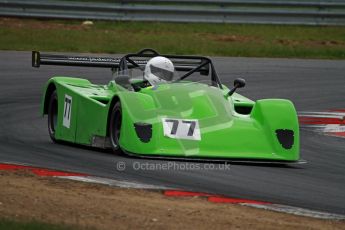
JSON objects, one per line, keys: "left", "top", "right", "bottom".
{"left": 0, "top": 0, "right": 344, "bottom": 26}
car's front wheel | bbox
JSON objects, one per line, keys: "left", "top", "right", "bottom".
{"left": 48, "top": 90, "right": 58, "bottom": 142}
{"left": 109, "top": 101, "right": 123, "bottom": 154}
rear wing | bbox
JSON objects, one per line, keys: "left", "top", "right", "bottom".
{"left": 32, "top": 51, "right": 210, "bottom": 75}
{"left": 32, "top": 51, "right": 123, "bottom": 68}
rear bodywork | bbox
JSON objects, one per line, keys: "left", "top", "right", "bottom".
{"left": 41, "top": 77, "right": 299, "bottom": 162}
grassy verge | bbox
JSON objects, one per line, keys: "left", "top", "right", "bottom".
{"left": 0, "top": 17, "right": 344, "bottom": 59}
{"left": 0, "top": 219, "right": 77, "bottom": 230}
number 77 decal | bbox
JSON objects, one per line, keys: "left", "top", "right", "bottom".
{"left": 63, "top": 94, "right": 72, "bottom": 128}
{"left": 162, "top": 118, "right": 201, "bottom": 140}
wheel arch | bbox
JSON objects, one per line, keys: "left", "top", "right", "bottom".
{"left": 106, "top": 95, "right": 121, "bottom": 136}
{"left": 42, "top": 82, "right": 57, "bottom": 115}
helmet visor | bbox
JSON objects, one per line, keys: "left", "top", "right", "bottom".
{"left": 150, "top": 64, "right": 174, "bottom": 81}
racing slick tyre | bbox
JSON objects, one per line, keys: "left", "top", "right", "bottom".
{"left": 109, "top": 101, "right": 123, "bottom": 154}
{"left": 48, "top": 90, "right": 58, "bottom": 142}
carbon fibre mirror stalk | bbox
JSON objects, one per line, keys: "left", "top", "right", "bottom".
{"left": 227, "top": 78, "right": 246, "bottom": 97}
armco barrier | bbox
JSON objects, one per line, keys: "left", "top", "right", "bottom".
{"left": 0, "top": 0, "right": 344, "bottom": 25}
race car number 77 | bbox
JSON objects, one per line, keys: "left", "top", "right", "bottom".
{"left": 63, "top": 94, "right": 72, "bottom": 128}
{"left": 162, "top": 118, "right": 201, "bottom": 141}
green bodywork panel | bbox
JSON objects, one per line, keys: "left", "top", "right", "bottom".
{"left": 41, "top": 77, "right": 299, "bottom": 161}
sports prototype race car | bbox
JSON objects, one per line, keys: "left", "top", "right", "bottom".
{"left": 33, "top": 49, "right": 300, "bottom": 163}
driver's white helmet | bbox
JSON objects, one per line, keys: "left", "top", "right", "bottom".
{"left": 144, "top": 56, "right": 175, "bottom": 86}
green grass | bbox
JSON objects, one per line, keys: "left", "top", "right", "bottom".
{"left": 0, "top": 18, "right": 345, "bottom": 59}
{"left": 0, "top": 218, "right": 78, "bottom": 230}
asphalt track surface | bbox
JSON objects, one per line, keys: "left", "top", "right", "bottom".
{"left": 0, "top": 51, "right": 344, "bottom": 215}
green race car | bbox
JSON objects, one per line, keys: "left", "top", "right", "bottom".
{"left": 33, "top": 49, "right": 300, "bottom": 163}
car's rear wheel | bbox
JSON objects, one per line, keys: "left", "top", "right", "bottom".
{"left": 48, "top": 91, "right": 58, "bottom": 142}
{"left": 109, "top": 101, "right": 123, "bottom": 154}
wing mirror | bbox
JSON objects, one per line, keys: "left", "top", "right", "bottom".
{"left": 227, "top": 78, "right": 246, "bottom": 97}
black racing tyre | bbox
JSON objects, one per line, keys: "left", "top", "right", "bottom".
{"left": 48, "top": 90, "right": 58, "bottom": 142}
{"left": 109, "top": 101, "right": 123, "bottom": 154}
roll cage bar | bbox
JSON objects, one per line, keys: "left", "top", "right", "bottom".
{"left": 32, "top": 48, "right": 223, "bottom": 89}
